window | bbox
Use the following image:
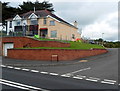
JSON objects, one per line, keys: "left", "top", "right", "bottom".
{"left": 51, "top": 31, "right": 57, "bottom": 38}
{"left": 72, "top": 34, "right": 75, "bottom": 39}
{"left": 43, "top": 18, "right": 47, "bottom": 25}
{"left": 16, "top": 20, "right": 20, "bottom": 26}
{"left": 30, "top": 19, "right": 38, "bottom": 25}
{"left": 9, "top": 21, "right": 12, "bottom": 28}
{"left": 50, "top": 21, "right": 55, "bottom": 26}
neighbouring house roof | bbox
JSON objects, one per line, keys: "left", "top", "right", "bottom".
{"left": 5, "top": 18, "right": 13, "bottom": 21}
{"left": 6, "top": 10, "right": 77, "bottom": 29}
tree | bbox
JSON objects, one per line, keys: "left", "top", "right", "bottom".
{"left": 18, "top": 1, "right": 54, "bottom": 14}
{"left": 2, "top": 1, "right": 54, "bottom": 23}
{"left": 102, "top": 41, "right": 120, "bottom": 48}
{"left": 97, "top": 38, "right": 103, "bottom": 42}
{"left": 2, "top": 2, "right": 19, "bottom": 24}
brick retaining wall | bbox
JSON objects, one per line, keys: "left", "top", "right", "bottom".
{"left": 1, "top": 37, "right": 70, "bottom": 48}
{"left": 7, "top": 49, "right": 108, "bottom": 61}
{"left": 0, "top": 37, "right": 70, "bottom": 56}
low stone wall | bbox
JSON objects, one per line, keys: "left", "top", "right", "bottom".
{"left": 7, "top": 49, "right": 108, "bottom": 61}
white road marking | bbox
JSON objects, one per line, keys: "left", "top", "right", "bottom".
{"left": 7, "top": 66, "right": 13, "bottom": 69}
{"left": 61, "top": 74, "right": 71, "bottom": 77}
{"left": 1, "top": 65, "right": 6, "bottom": 67}
{"left": 76, "top": 75, "right": 86, "bottom": 78}
{"left": 104, "top": 79, "right": 116, "bottom": 83}
{"left": 101, "top": 81, "right": 115, "bottom": 85}
{"left": 0, "top": 79, "right": 48, "bottom": 91}
{"left": 22, "top": 69, "right": 29, "bottom": 71}
{"left": 62, "top": 67, "right": 91, "bottom": 77}
{"left": 86, "top": 78, "right": 98, "bottom": 82}
{"left": 49, "top": 73, "right": 59, "bottom": 76}
{"left": 40, "top": 71, "right": 48, "bottom": 74}
{"left": 1, "top": 64, "right": 117, "bottom": 86}
{"left": 31, "top": 70, "right": 39, "bottom": 73}
{"left": 14, "top": 67, "right": 21, "bottom": 70}
{"left": 73, "top": 76, "right": 83, "bottom": 79}
{"left": 61, "top": 67, "right": 91, "bottom": 78}
{"left": 88, "top": 77, "right": 100, "bottom": 80}
{"left": 0, "top": 81, "right": 29, "bottom": 90}
{"left": 70, "top": 67, "right": 91, "bottom": 74}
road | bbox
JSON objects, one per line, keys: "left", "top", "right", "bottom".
{"left": 1, "top": 48, "right": 119, "bottom": 90}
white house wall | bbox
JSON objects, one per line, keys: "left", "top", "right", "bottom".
{"left": 7, "top": 19, "right": 27, "bottom": 35}
{"left": 3, "top": 25, "right": 6, "bottom": 31}
{"left": 12, "top": 21, "right": 15, "bottom": 32}
{"left": 22, "top": 20, "right": 27, "bottom": 25}
{"left": 7, "top": 21, "right": 9, "bottom": 35}
{"left": 12, "top": 21, "right": 16, "bottom": 28}
{"left": 13, "top": 15, "right": 22, "bottom": 20}
{"left": 7, "top": 21, "right": 15, "bottom": 35}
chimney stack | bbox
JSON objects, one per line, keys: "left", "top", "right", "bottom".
{"left": 74, "top": 21, "right": 77, "bottom": 27}
{"left": 34, "top": 7, "right": 35, "bottom": 13}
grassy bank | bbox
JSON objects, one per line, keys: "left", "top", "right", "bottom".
{"left": 17, "top": 40, "right": 105, "bottom": 50}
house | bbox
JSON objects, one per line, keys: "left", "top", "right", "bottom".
{"left": 5, "top": 10, "right": 81, "bottom": 40}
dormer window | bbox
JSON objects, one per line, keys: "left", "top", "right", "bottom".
{"left": 30, "top": 19, "right": 38, "bottom": 25}
{"left": 28, "top": 13, "right": 38, "bottom": 19}
{"left": 16, "top": 20, "right": 20, "bottom": 26}
{"left": 13, "top": 14, "right": 22, "bottom": 20}
{"left": 29, "top": 13, "right": 38, "bottom": 25}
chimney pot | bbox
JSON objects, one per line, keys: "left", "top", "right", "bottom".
{"left": 74, "top": 21, "right": 77, "bottom": 27}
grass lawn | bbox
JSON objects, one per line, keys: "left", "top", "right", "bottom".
{"left": 69, "top": 41, "right": 105, "bottom": 49}
{"left": 35, "top": 38, "right": 69, "bottom": 43}
{"left": 17, "top": 38, "right": 105, "bottom": 49}
{"left": 26, "top": 43, "right": 104, "bottom": 49}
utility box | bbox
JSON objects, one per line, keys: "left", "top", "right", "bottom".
{"left": 51, "top": 55, "right": 58, "bottom": 61}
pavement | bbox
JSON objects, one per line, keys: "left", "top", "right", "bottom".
{"left": 0, "top": 48, "right": 119, "bottom": 90}
{"left": 2, "top": 56, "right": 82, "bottom": 67}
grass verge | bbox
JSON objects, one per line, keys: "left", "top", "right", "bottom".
{"left": 16, "top": 41, "right": 105, "bottom": 50}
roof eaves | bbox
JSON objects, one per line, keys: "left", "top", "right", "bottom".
{"left": 5, "top": 18, "right": 13, "bottom": 21}
{"left": 60, "top": 21, "right": 78, "bottom": 29}
{"left": 46, "top": 15, "right": 61, "bottom": 22}
{"left": 50, "top": 13, "right": 78, "bottom": 29}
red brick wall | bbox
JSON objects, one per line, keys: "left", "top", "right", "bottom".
{"left": 7, "top": 49, "right": 108, "bottom": 61}
{"left": 0, "top": 37, "right": 70, "bottom": 56}
{"left": 1, "top": 37, "right": 70, "bottom": 48}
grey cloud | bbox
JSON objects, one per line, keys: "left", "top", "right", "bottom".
{"left": 106, "top": 17, "right": 118, "bottom": 29}
{"left": 54, "top": 2, "right": 117, "bottom": 26}
{"left": 54, "top": 2, "right": 118, "bottom": 41}
{"left": 105, "top": 35, "right": 118, "bottom": 41}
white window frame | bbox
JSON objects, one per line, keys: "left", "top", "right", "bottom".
{"left": 43, "top": 18, "right": 47, "bottom": 25}
{"left": 50, "top": 20, "right": 55, "bottom": 26}
{"left": 51, "top": 30, "right": 57, "bottom": 38}
{"left": 28, "top": 13, "right": 38, "bottom": 19}
{"left": 9, "top": 21, "right": 12, "bottom": 28}
{"left": 30, "top": 19, "right": 38, "bottom": 25}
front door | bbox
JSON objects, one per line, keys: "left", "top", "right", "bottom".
{"left": 40, "top": 28, "right": 48, "bottom": 38}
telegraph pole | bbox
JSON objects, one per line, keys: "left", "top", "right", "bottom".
{"left": 102, "top": 33, "right": 104, "bottom": 46}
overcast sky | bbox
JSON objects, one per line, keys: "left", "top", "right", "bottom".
{"left": 1, "top": 0, "right": 119, "bottom": 41}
